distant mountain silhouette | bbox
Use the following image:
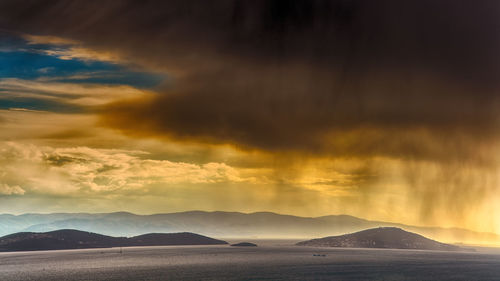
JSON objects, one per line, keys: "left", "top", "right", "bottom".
{"left": 0, "top": 211, "right": 498, "bottom": 245}
{"left": 0, "top": 229, "right": 227, "bottom": 252}
{"left": 297, "top": 227, "right": 463, "bottom": 251}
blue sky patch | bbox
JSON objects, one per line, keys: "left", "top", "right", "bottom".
{"left": 0, "top": 51, "right": 164, "bottom": 89}
{"left": 0, "top": 32, "right": 165, "bottom": 112}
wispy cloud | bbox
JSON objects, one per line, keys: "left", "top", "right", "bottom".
{"left": 23, "top": 34, "right": 78, "bottom": 46}
{"left": 41, "top": 47, "right": 122, "bottom": 63}
{"left": 23, "top": 34, "right": 122, "bottom": 63}
{"left": 0, "top": 78, "right": 152, "bottom": 106}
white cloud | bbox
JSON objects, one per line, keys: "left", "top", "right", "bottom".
{"left": 0, "top": 142, "right": 253, "bottom": 195}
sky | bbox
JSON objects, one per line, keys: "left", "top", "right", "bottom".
{"left": 0, "top": 0, "right": 499, "bottom": 235}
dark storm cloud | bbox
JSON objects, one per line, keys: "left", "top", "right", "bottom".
{"left": 1, "top": 0, "right": 499, "bottom": 161}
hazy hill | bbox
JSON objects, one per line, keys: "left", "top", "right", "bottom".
{"left": 128, "top": 233, "right": 228, "bottom": 246}
{"left": 0, "top": 229, "right": 123, "bottom": 251}
{"left": 0, "top": 229, "right": 227, "bottom": 252}
{"left": 0, "top": 211, "right": 498, "bottom": 245}
{"left": 297, "top": 227, "right": 462, "bottom": 251}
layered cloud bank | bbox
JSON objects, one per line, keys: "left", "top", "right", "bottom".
{"left": 0, "top": 1, "right": 499, "bottom": 235}
{"left": 0, "top": 142, "right": 251, "bottom": 193}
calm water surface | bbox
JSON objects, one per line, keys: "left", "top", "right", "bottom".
{"left": 1, "top": 244, "right": 500, "bottom": 280}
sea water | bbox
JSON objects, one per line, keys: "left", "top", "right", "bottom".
{"left": 1, "top": 244, "right": 499, "bottom": 280}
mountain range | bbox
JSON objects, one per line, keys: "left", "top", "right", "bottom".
{"left": 0, "top": 211, "right": 498, "bottom": 245}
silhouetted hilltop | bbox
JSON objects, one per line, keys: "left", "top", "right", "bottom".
{"left": 0, "top": 229, "right": 124, "bottom": 251}
{"left": 297, "top": 227, "right": 463, "bottom": 251}
{"left": 0, "top": 229, "right": 227, "bottom": 252}
{"left": 231, "top": 242, "right": 257, "bottom": 247}
{"left": 128, "top": 232, "right": 227, "bottom": 246}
